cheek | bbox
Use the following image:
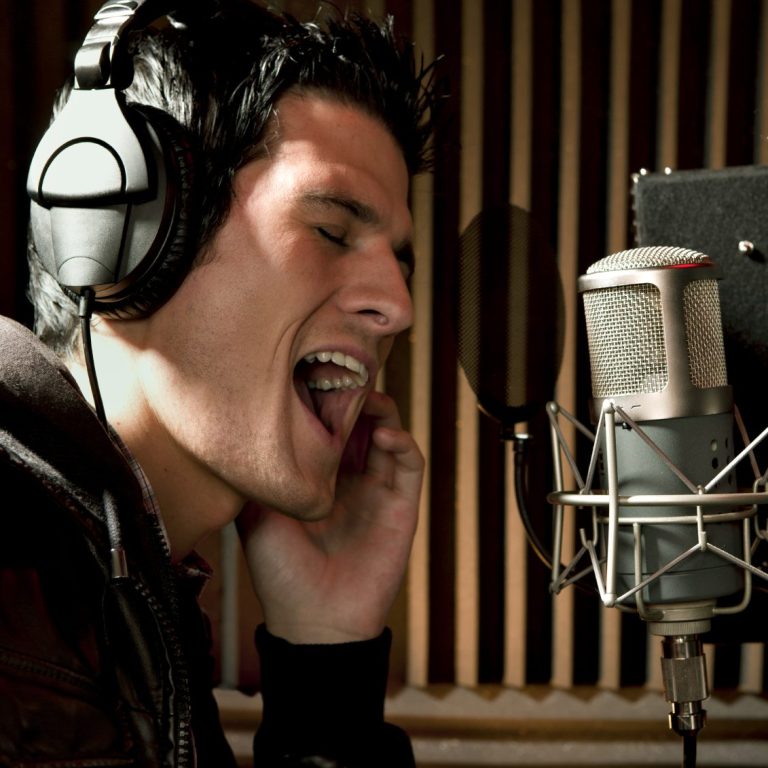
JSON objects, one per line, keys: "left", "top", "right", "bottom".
{"left": 144, "top": 276, "right": 243, "bottom": 395}
{"left": 212, "top": 226, "right": 309, "bottom": 310}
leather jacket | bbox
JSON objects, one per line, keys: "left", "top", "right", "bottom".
{"left": 0, "top": 317, "right": 414, "bottom": 768}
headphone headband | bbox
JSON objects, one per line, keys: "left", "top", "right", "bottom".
{"left": 75, "top": 1, "right": 180, "bottom": 89}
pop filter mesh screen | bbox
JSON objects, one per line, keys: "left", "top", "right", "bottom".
{"left": 458, "top": 204, "right": 564, "bottom": 425}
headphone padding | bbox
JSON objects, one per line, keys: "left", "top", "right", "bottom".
{"left": 86, "top": 105, "right": 197, "bottom": 320}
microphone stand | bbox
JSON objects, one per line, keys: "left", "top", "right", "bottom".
{"left": 657, "top": 624, "right": 709, "bottom": 768}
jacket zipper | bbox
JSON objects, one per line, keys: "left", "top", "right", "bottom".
{"left": 125, "top": 576, "right": 193, "bottom": 768}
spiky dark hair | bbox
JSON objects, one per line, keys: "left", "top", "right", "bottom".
{"left": 186, "top": 1, "right": 441, "bottom": 248}
{"left": 27, "top": 0, "right": 442, "bottom": 355}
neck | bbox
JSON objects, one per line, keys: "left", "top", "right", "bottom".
{"left": 68, "top": 333, "right": 243, "bottom": 562}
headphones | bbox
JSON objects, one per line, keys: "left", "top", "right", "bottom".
{"left": 27, "top": 0, "right": 196, "bottom": 319}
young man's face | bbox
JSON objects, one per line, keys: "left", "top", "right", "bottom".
{"left": 134, "top": 92, "right": 414, "bottom": 521}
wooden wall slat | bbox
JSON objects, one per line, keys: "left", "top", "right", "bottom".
{"left": 503, "top": 0, "right": 534, "bottom": 691}
{"left": 572, "top": 0, "right": 613, "bottom": 687}
{"left": 403, "top": 0, "right": 437, "bottom": 690}
{"left": 454, "top": 0, "right": 483, "bottom": 688}
{"left": 676, "top": 0, "right": 712, "bottom": 170}
{"left": 523, "top": 0, "right": 563, "bottom": 685}
{"left": 427, "top": 0, "right": 462, "bottom": 685}
{"left": 726, "top": 0, "right": 762, "bottom": 166}
{"left": 618, "top": 0, "right": 663, "bottom": 688}
{"left": 476, "top": 0, "right": 513, "bottom": 686}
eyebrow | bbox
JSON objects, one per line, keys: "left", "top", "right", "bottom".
{"left": 301, "top": 191, "right": 379, "bottom": 225}
{"left": 301, "top": 191, "right": 415, "bottom": 272}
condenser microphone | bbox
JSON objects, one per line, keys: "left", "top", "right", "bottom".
{"left": 579, "top": 245, "right": 743, "bottom": 608}
{"left": 578, "top": 245, "right": 746, "bottom": 752}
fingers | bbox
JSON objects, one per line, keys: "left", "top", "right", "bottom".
{"left": 370, "top": 424, "right": 424, "bottom": 501}
{"left": 359, "top": 391, "right": 424, "bottom": 500}
{"left": 359, "top": 389, "right": 402, "bottom": 429}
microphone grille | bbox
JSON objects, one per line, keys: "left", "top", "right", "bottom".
{"left": 582, "top": 246, "right": 727, "bottom": 399}
{"left": 685, "top": 279, "right": 728, "bottom": 388}
{"left": 586, "top": 245, "right": 709, "bottom": 273}
{"left": 583, "top": 282, "right": 667, "bottom": 397}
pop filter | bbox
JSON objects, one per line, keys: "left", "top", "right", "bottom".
{"left": 457, "top": 203, "right": 564, "bottom": 428}
{"left": 457, "top": 203, "right": 567, "bottom": 575}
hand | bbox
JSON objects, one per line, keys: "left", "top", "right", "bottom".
{"left": 236, "top": 391, "right": 424, "bottom": 644}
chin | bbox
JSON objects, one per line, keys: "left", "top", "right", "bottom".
{"left": 283, "top": 498, "right": 334, "bottom": 523}
{"left": 275, "top": 476, "right": 337, "bottom": 522}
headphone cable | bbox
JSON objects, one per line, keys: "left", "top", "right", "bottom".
{"left": 77, "top": 290, "right": 129, "bottom": 579}
{"left": 78, "top": 289, "right": 107, "bottom": 429}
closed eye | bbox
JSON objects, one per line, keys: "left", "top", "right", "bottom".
{"left": 317, "top": 226, "right": 347, "bottom": 246}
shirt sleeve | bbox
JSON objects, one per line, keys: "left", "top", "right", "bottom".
{"left": 252, "top": 624, "right": 415, "bottom": 768}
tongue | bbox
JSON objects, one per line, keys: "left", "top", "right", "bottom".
{"left": 309, "top": 388, "right": 347, "bottom": 435}
{"left": 296, "top": 360, "right": 362, "bottom": 435}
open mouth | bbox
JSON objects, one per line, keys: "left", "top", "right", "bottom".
{"left": 294, "top": 350, "right": 370, "bottom": 435}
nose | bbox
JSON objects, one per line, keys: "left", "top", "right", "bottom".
{"left": 340, "top": 242, "right": 414, "bottom": 334}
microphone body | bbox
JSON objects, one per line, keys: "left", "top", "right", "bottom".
{"left": 579, "top": 246, "right": 743, "bottom": 608}
{"left": 608, "top": 412, "right": 741, "bottom": 603}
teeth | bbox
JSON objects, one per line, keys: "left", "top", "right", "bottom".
{"left": 304, "top": 350, "right": 370, "bottom": 391}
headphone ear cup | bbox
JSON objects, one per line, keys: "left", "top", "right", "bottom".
{"left": 91, "top": 104, "right": 198, "bottom": 320}
{"left": 29, "top": 101, "right": 198, "bottom": 321}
